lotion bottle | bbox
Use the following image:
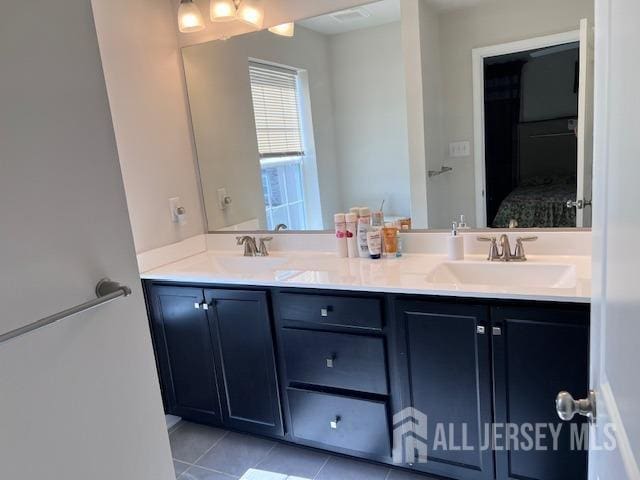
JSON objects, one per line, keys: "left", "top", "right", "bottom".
{"left": 334, "top": 213, "right": 348, "bottom": 258}
{"left": 357, "top": 207, "right": 372, "bottom": 258}
{"left": 448, "top": 222, "right": 464, "bottom": 260}
{"left": 345, "top": 213, "right": 359, "bottom": 258}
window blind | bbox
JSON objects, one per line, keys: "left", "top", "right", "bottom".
{"left": 249, "top": 62, "right": 304, "bottom": 158}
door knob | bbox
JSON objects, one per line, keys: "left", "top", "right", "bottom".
{"left": 556, "top": 390, "right": 597, "bottom": 422}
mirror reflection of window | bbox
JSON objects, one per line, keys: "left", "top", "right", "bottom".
{"left": 248, "top": 62, "right": 308, "bottom": 230}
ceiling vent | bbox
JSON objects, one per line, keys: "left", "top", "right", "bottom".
{"left": 330, "top": 8, "right": 371, "bottom": 23}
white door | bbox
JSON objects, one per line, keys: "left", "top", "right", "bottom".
{"left": 576, "top": 18, "right": 595, "bottom": 228}
{"left": 563, "top": 0, "right": 640, "bottom": 478}
{"left": 0, "top": 1, "right": 174, "bottom": 479}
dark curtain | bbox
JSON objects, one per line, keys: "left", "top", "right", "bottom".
{"left": 484, "top": 60, "right": 525, "bottom": 226}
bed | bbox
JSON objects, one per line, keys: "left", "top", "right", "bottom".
{"left": 492, "top": 175, "right": 576, "bottom": 228}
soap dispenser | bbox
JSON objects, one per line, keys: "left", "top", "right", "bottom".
{"left": 448, "top": 222, "right": 465, "bottom": 260}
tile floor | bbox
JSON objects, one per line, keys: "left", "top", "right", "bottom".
{"left": 169, "top": 422, "right": 435, "bottom": 480}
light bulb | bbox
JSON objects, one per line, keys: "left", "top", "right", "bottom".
{"left": 178, "top": 0, "right": 205, "bottom": 33}
{"left": 210, "top": 0, "right": 237, "bottom": 21}
{"left": 268, "top": 22, "right": 295, "bottom": 37}
{"left": 237, "top": 0, "right": 265, "bottom": 28}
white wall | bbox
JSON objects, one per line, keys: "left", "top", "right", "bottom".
{"left": 0, "top": 0, "right": 174, "bottom": 478}
{"left": 426, "top": 0, "right": 594, "bottom": 228}
{"left": 400, "top": 0, "right": 430, "bottom": 228}
{"left": 329, "top": 22, "right": 411, "bottom": 217}
{"left": 419, "top": 0, "right": 447, "bottom": 229}
{"left": 92, "top": 0, "right": 206, "bottom": 253}
{"left": 183, "top": 27, "right": 341, "bottom": 230}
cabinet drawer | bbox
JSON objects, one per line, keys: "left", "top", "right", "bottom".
{"left": 281, "top": 328, "right": 388, "bottom": 395}
{"left": 277, "top": 293, "right": 382, "bottom": 331}
{"left": 288, "top": 388, "right": 390, "bottom": 458}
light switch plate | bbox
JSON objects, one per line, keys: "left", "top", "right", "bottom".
{"left": 449, "top": 141, "right": 471, "bottom": 158}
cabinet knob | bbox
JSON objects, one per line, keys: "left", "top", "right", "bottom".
{"left": 477, "top": 326, "right": 485, "bottom": 335}
{"left": 202, "top": 302, "right": 209, "bottom": 311}
{"left": 320, "top": 308, "right": 329, "bottom": 317}
{"left": 194, "top": 302, "right": 200, "bottom": 309}
{"left": 326, "top": 355, "right": 336, "bottom": 368}
{"left": 492, "top": 327, "right": 502, "bottom": 336}
{"left": 330, "top": 416, "right": 341, "bottom": 430}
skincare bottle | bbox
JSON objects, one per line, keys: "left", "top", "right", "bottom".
{"left": 334, "top": 213, "right": 348, "bottom": 258}
{"left": 382, "top": 225, "right": 399, "bottom": 258}
{"left": 367, "top": 229, "right": 382, "bottom": 259}
{"left": 345, "top": 213, "right": 359, "bottom": 258}
{"left": 357, "top": 207, "right": 372, "bottom": 258}
{"left": 448, "top": 222, "right": 464, "bottom": 260}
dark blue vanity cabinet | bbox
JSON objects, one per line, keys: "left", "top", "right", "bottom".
{"left": 147, "top": 285, "right": 222, "bottom": 425}
{"left": 491, "top": 306, "right": 589, "bottom": 480}
{"left": 273, "top": 290, "right": 395, "bottom": 463}
{"left": 146, "top": 284, "right": 283, "bottom": 437}
{"left": 393, "top": 300, "right": 494, "bottom": 480}
{"left": 144, "top": 281, "right": 589, "bottom": 480}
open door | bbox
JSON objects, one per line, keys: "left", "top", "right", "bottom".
{"left": 0, "top": 1, "right": 174, "bottom": 478}
{"left": 575, "top": 18, "right": 595, "bottom": 227}
{"left": 556, "top": 1, "right": 640, "bottom": 478}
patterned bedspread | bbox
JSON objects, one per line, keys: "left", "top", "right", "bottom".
{"left": 492, "top": 182, "right": 576, "bottom": 228}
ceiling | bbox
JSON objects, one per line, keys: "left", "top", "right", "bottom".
{"left": 298, "top": 0, "right": 401, "bottom": 36}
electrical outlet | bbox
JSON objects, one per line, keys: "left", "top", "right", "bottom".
{"left": 449, "top": 141, "right": 471, "bottom": 158}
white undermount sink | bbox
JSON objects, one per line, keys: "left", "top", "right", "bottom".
{"left": 426, "top": 261, "right": 577, "bottom": 289}
{"left": 213, "top": 255, "right": 289, "bottom": 274}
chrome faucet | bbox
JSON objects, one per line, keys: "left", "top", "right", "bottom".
{"left": 236, "top": 236, "right": 273, "bottom": 257}
{"left": 236, "top": 236, "right": 258, "bottom": 257}
{"left": 477, "top": 235, "right": 538, "bottom": 261}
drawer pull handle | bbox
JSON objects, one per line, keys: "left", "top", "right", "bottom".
{"left": 202, "top": 302, "right": 209, "bottom": 311}
{"left": 492, "top": 327, "right": 502, "bottom": 336}
{"left": 330, "top": 416, "right": 341, "bottom": 430}
{"left": 477, "top": 326, "right": 485, "bottom": 335}
{"left": 194, "top": 302, "right": 200, "bottom": 309}
{"left": 326, "top": 355, "right": 336, "bottom": 368}
{"left": 320, "top": 308, "right": 329, "bottom": 317}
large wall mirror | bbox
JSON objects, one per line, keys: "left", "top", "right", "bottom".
{"left": 182, "top": 0, "right": 594, "bottom": 232}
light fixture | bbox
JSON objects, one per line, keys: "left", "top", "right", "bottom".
{"left": 210, "top": 0, "right": 237, "bottom": 21}
{"left": 268, "top": 22, "right": 295, "bottom": 38}
{"left": 178, "top": 0, "right": 205, "bottom": 33}
{"left": 237, "top": 0, "right": 265, "bottom": 29}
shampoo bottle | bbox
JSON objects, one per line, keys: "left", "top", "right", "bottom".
{"left": 334, "top": 213, "right": 348, "bottom": 258}
{"left": 357, "top": 207, "right": 372, "bottom": 258}
{"left": 345, "top": 213, "right": 359, "bottom": 258}
{"left": 448, "top": 222, "right": 464, "bottom": 260}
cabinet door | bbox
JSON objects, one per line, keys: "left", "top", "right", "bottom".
{"left": 148, "top": 285, "right": 221, "bottom": 425}
{"left": 492, "top": 306, "right": 589, "bottom": 480}
{"left": 395, "top": 301, "right": 493, "bottom": 480}
{"left": 206, "top": 289, "right": 283, "bottom": 437}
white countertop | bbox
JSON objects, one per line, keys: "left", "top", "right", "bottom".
{"left": 141, "top": 250, "right": 591, "bottom": 304}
